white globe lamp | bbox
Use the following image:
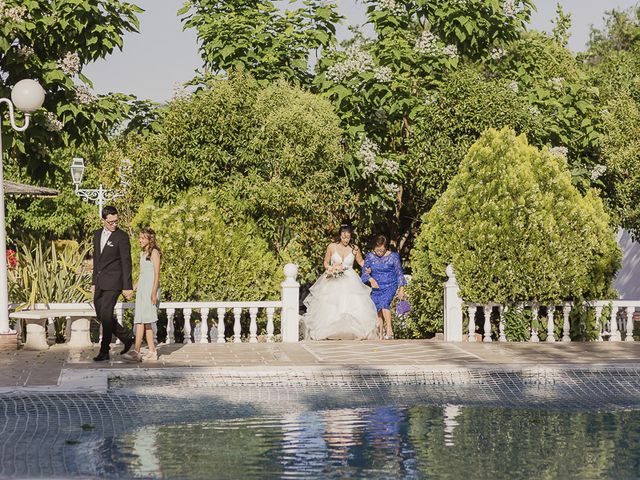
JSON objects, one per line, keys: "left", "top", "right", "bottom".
{"left": 11, "top": 79, "right": 45, "bottom": 113}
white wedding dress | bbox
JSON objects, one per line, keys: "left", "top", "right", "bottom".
{"left": 303, "top": 249, "right": 378, "bottom": 340}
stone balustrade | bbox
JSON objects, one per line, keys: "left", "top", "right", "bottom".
{"left": 444, "top": 265, "right": 638, "bottom": 342}
{"left": 114, "top": 300, "right": 284, "bottom": 344}
{"left": 11, "top": 264, "right": 301, "bottom": 349}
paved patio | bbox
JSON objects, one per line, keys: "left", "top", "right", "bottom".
{"left": 2, "top": 340, "right": 639, "bottom": 390}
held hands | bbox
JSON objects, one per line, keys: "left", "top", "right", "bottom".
{"left": 365, "top": 267, "right": 378, "bottom": 288}
{"left": 122, "top": 290, "right": 134, "bottom": 301}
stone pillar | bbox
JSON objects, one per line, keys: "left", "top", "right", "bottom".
{"left": 281, "top": 263, "right": 300, "bottom": 343}
{"left": 66, "top": 316, "right": 93, "bottom": 348}
{"left": 443, "top": 265, "right": 464, "bottom": 342}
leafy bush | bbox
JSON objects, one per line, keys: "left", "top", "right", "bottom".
{"left": 408, "top": 128, "right": 620, "bottom": 337}
{"left": 108, "top": 73, "right": 352, "bottom": 282}
{"left": 8, "top": 240, "right": 92, "bottom": 307}
{"left": 132, "top": 190, "right": 280, "bottom": 302}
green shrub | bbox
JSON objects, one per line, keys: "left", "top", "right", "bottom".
{"left": 408, "top": 128, "right": 620, "bottom": 337}
{"left": 132, "top": 190, "right": 280, "bottom": 302}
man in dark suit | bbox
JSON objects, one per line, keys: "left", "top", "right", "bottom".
{"left": 92, "top": 205, "right": 134, "bottom": 361}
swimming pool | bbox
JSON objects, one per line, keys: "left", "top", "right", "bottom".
{"left": 2, "top": 367, "right": 639, "bottom": 479}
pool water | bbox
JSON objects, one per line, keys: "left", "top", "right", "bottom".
{"left": 111, "top": 405, "right": 640, "bottom": 479}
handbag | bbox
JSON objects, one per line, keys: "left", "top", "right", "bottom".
{"left": 395, "top": 299, "right": 411, "bottom": 316}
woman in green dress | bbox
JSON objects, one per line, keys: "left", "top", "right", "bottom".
{"left": 123, "top": 227, "right": 161, "bottom": 362}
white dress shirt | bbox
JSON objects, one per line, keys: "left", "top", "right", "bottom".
{"left": 100, "top": 228, "right": 112, "bottom": 253}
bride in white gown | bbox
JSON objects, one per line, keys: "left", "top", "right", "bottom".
{"left": 303, "top": 224, "right": 378, "bottom": 340}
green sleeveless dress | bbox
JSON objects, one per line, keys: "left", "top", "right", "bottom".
{"left": 134, "top": 252, "right": 159, "bottom": 324}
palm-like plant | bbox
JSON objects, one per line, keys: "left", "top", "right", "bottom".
{"left": 8, "top": 240, "right": 92, "bottom": 309}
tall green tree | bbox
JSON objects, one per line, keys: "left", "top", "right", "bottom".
{"left": 179, "top": 0, "right": 342, "bottom": 87}
{"left": 583, "top": 7, "right": 640, "bottom": 237}
{"left": 313, "top": 0, "right": 534, "bottom": 249}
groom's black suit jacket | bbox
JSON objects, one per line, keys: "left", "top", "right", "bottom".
{"left": 92, "top": 228, "right": 133, "bottom": 291}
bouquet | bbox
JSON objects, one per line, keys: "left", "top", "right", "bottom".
{"left": 325, "top": 264, "right": 345, "bottom": 279}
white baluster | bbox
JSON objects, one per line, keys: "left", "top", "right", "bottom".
{"left": 498, "top": 305, "right": 506, "bottom": 342}
{"left": 483, "top": 305, "right": 492, "bottom": 342}
{"left": 594, "top": 305, "right": 603, "bottom": 342}
{"left": 610, "top": 305, "right": 621, "bottom": 342}
{"left": 183, "top": 308, "right": 192, "bottom": 344}
{"left": 546, "top": 305, "right": 556, "bottom": 342}
{"left": 115, "top": 305, "right": 124, "bottom": 344}
{"left": 266, "top": 307, "right": 275, "bottom": 343}
{"left": 233, "top": 307, "right": 242, "bottom": 343}
{"left": 217, "top": 308, "right": 226, "bottom": 344}
{"left": 166, "top": 308, "right": 175, "bottom": 344}
{"left": 530, "top": 304, "right": 539, "bottom": 342}
{"left": 199, "top": 308, "right": 210, "bottom": 343}
{"left": 152, "top": 320, "right": 157, "bottom": 343}
{"left": 467, "top": 304, "right": 477, "bottom": 342}
{"left": 625, "top": 307, "right": 635, "bottom": 342}
{"left": 249, "top": 307, "right": 258, "bottom": 343}
{"left": 562, "top": 303, "right": 571, "bottom": 342}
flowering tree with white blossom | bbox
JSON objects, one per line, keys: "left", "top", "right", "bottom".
{"left": 180, "top": 0, "right": 342, "bottom": 87}
{"left": 314, "top": 0, "right": 533, "bottom": 249}
{"left": 0, "top": 0, "right": 144, "bottom": 177}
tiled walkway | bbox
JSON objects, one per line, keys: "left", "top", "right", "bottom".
{"left": 1, "top": 340, "right": 639, "bottom": 389}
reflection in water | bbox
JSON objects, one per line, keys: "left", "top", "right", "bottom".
{"left": 443, "top": 404, "right": 461, "bottom": 447}
{"left": 280, "top": 411, "right": 327, "bottom": 474}
{"left": 113, "top": 406, "right": 640, "bottom": 479}
{"left": 131, "top": 426, "right": 161, "bottom": 478}
{"left": 323, "top": 408, "right": 361, "bottom": 462}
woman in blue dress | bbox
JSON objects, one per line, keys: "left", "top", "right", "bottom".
{"left": 361, "top": 235, "right": 406, "bottom": 339}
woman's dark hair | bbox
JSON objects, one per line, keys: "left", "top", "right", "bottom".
{"left": 373, "top": 235, "right": 388, "bottom": 249}
{"left": 335, "top": 222, "right": 355, "bottom": 249}
{"left": 140, "top": 227, "right": 161, "bottom": 260}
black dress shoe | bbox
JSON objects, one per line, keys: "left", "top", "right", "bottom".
{"left": 93, "top": 351, "right": 110, "bottom": 362}
{"left": 120, "top": 337, "right": 134, "bottom": 355}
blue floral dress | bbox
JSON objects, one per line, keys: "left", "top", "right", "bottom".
{"left": 361, "top": 251, "right": 406, "bottom": 312}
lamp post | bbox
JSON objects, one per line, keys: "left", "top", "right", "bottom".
{"left": 0, "top": 80, "right": 46, "bottom": 335}
{"left": 70, "top": 157, "right": 124, "bottom": 218}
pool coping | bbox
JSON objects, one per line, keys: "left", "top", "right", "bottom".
{"left": 2, "top": 362, "right": 639, "bottom": 394}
